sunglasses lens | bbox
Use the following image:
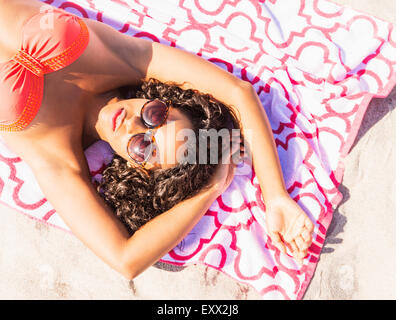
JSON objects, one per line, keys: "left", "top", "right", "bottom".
{"left": 127, "top": 133, "right": 153, "bottom": 164}
{"left": 141, "top": 100, "right": 168, "bottom": 128}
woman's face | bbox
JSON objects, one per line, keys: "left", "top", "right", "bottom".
{"left": 97, "top": 97, "right": 193, "bottom": 170}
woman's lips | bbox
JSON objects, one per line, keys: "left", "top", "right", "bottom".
{"left": 112, "top": 108, "right": 126, "bottom": 132}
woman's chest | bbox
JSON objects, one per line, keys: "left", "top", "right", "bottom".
{"left": 0, "top": 76, "right": 95, "bottom": 162}
{"left": 29, "top": 73, "right": 87, "bottom": 131}
{"left": 23, "top": 71, "right": 120, "bottom": 147}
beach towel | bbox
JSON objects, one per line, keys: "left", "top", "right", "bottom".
{"left": 1, "top": 0, "right": 395, "bottom": 300}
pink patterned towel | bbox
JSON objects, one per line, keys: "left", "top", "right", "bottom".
{"left": 0, "top": 0, "right": 395, "bottom": 300}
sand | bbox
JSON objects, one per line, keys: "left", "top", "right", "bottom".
{"left": 0, "top": 0, "right": 395, "bottom": 300}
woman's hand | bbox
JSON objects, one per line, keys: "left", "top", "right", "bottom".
{"left": 208, "top": 131, "right": 243, "bottom": 196}
{"left": 209, "top": 161, "right": 236, "bottom": 196}
{"left": 265, "top": 194, "right": 314, "bottom": 266}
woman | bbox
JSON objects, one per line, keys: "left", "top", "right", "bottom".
{"left": 0, "top": 0, "right": 313, "bottom": 279}
{"left": 99, "top": 78, "right": 243, "bottom": 235}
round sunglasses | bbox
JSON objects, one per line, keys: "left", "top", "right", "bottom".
{"left": 126, "top": 99, "right": 171, "bottom": 167}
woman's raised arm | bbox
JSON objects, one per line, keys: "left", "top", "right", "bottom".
{"left": 24, "top": 147, "right": 233, "bottom": 279}
{"left": 83, "top": 20, "right": 288, "bottom": 202}
{"left": 81, "top": 19, "right": 314, "bottom": 262}
{"left": 86, "top": 22, "right": 314, "bottom": 263}
{"left": 140, "top": 42, "right": 315, "bottom": 263}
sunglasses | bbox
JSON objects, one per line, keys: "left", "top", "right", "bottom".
{"left": 126, "top": 99, "right": 171, "bottom": 167}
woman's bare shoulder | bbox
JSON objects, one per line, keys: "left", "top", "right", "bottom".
{"left": 0, "top": 0, "right": 46, "bottom": 16}
{"left": 70, "top": 18, "right": 151, "bottom": 93}
{"left": 0, "top": 0, "right": 48, "bottom": 60}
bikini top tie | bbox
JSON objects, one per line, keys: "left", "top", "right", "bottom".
{"left": 13, "top": 49, "right": 46, "bottom": 77}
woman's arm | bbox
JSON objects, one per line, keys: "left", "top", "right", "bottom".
{"left": 84, "top": 21, "right": 314, "bottom": 261}
{"left": 82, "top": 22, "right": 287, "bottom": 201}
{"left": 100, "top": 31, "right": 315, "bottom": 261}
{"left": 138, "top": 43, "right": 315, "bottom": 262}
{"left": 24, "top": 146, "right": 233, "bottom": 279}
{"left": 143, "top": 43, "right": 288, "bottom": 201}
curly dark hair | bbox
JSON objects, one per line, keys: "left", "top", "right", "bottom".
{"left": 98, "top": 78, "right": 242, "bottom": 235}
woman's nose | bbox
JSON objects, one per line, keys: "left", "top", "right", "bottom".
{"left": 125, "top": 114, "right": 145, "bottom": 134}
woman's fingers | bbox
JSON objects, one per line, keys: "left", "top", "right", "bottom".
{"left": 270, "top": 232, "right": 310, "bottom": 268}
{"left": 294, "top": 253, "right": 305, "bottom": 267}
{"left": 301, "top": 217, "right": 314, "bottom": 247}
{"left": 231, "top": 131, "right": 245, "bottom": 161}
{"left": 305, "top": 216, "right": 314, "bottom": 231}
{"left": 283, "top": 236, "right": 309, "bottom": 267}
{"left": 295, "top": 235, "right": 308, "bottom": 252}
{"left": 288, "top": 239, "right": 298, "bottom": 253}
{"left": 301, "top": 228, "right": 311, "bottom": 243}
{"left": 222, "top": 132, "right": 241, "bottom": 159}
{"left": 290, "top": 216, "right": 314, "bottom": 264}
{"left": 269, "top": 231, "right": 287, "bottom": 254}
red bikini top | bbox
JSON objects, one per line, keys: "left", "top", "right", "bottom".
{"left": 0, "top": 8, "right": 89, "bottom": 132}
